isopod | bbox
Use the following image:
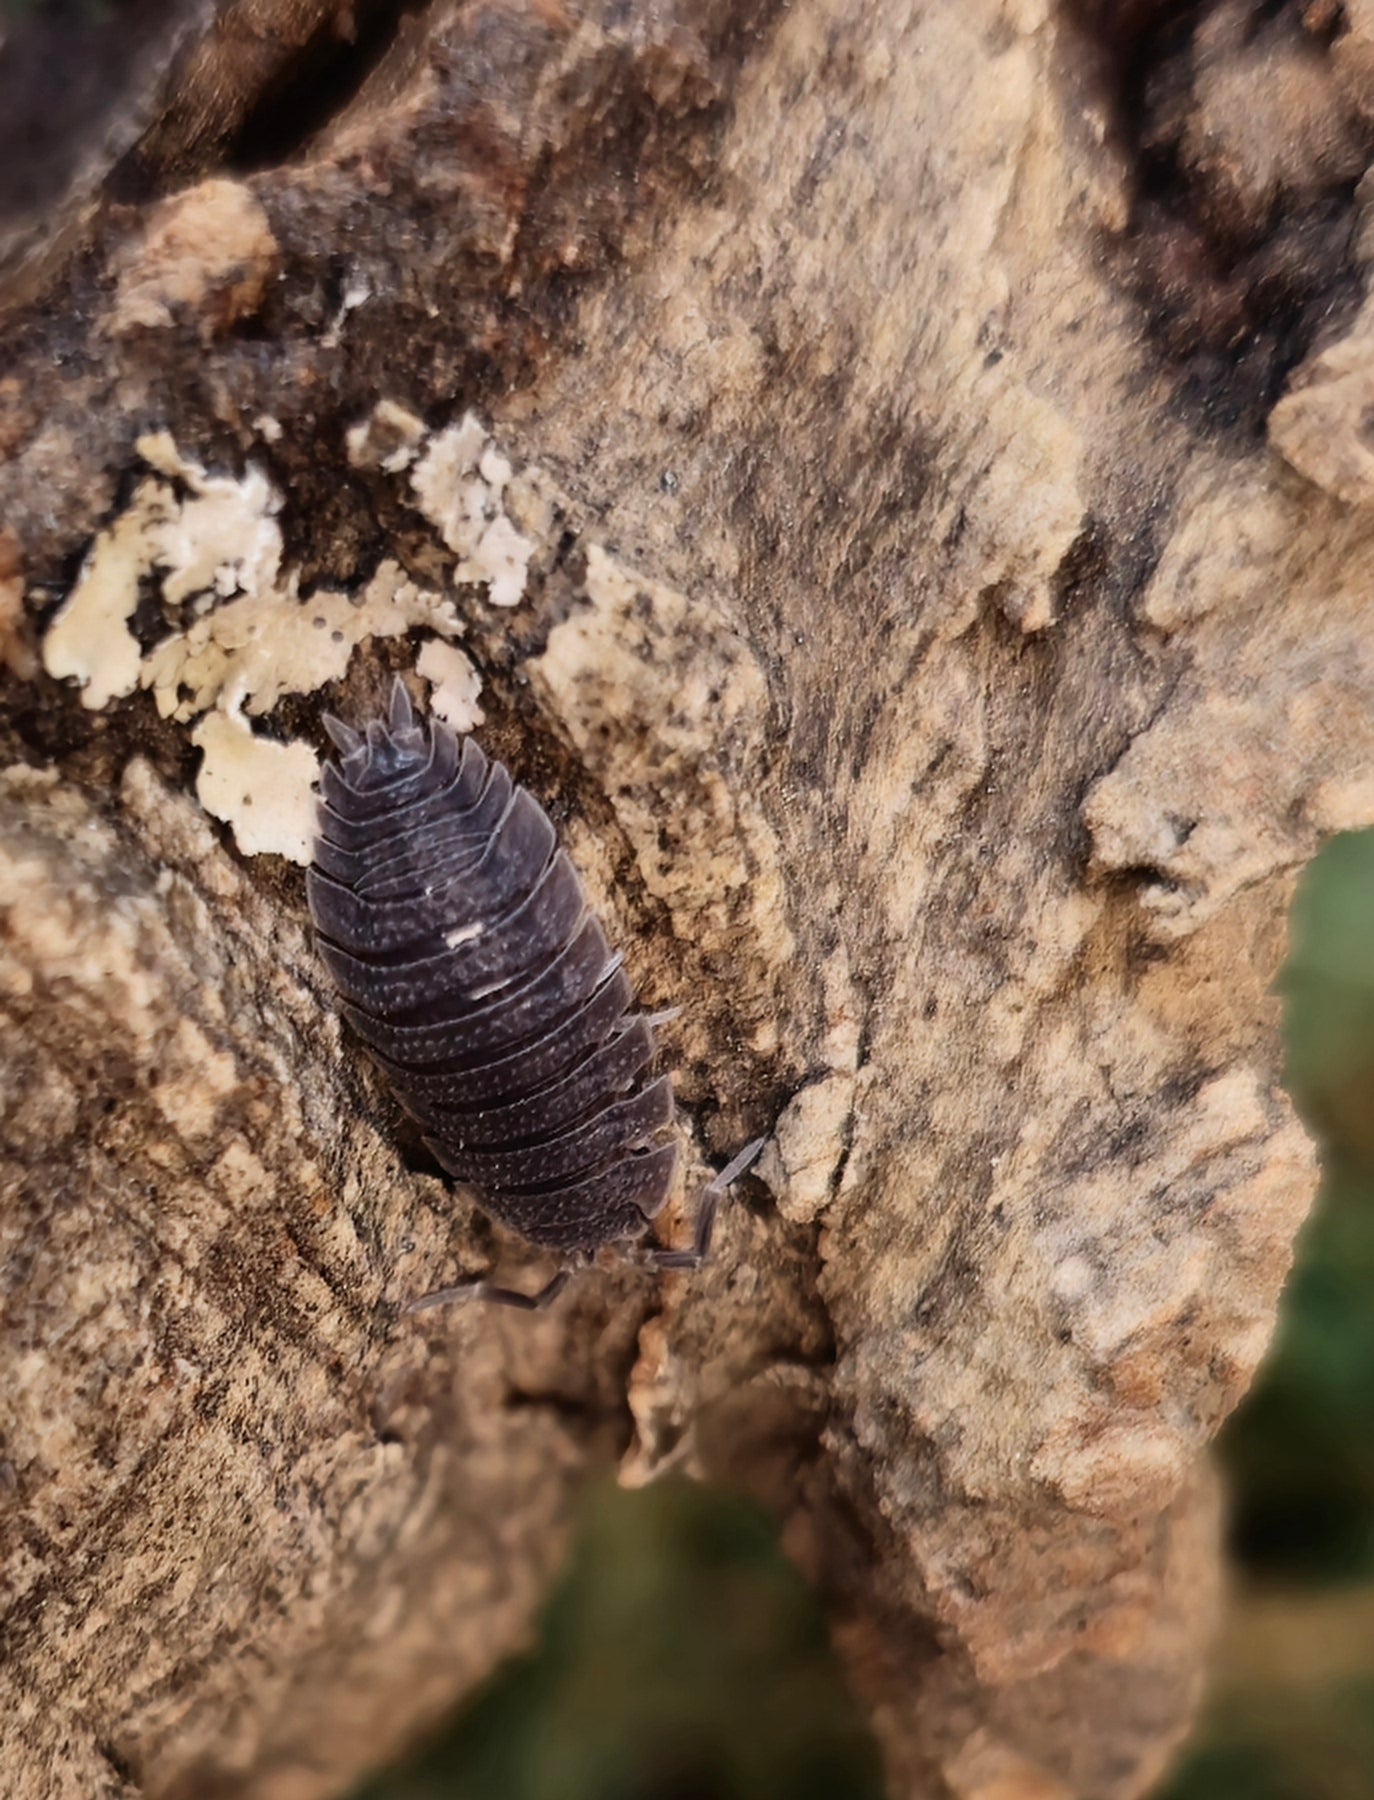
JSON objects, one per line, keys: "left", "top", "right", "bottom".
{"left": 307, "top": 678, "right": 763, "bottom": 1311}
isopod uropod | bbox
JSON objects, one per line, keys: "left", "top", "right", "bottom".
{"left": 307, "top": 678, "right": 763, "bottom": 1311}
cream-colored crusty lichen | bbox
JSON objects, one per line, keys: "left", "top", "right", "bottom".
{"left": 409, "top": 411, "right": 542, "bottom": 607}
{"left": 41, "top": 432, "right": 478, "bottom": 865}
{"left": 43, "top": 432, "right": 288, "bottom": 718}
{"left": 41, "top": 409, "right": 578, "bottom": 866}
{"left": 141, "top": 431, "right": 284, "bottom": 606}
{"left": 143, "top": 560, "right": 461, "bottom": 724}
{"left": 190, "top": 709, "right": 322, "bottom": 862}
{"left": 415, "top": 639, "right": 484, "bottom": 731}
{"left": 43, "top": 478, "right": 177, "bottom": 712}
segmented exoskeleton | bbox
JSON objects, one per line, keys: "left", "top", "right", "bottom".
{"left": 308, "top": 679, "right": 762, "bottom": 1311}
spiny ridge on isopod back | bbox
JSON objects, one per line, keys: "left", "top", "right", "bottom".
{"left": 308, "top": 676, "right": 764, "bottom": 1312}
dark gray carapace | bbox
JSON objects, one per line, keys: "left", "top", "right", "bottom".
{"left": 308, "top": 679, "right": 763, "bottom": 1312}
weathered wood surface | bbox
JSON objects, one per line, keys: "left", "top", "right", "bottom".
{"left": 4, "top": 0, "right": 1370, "bottom": 1794}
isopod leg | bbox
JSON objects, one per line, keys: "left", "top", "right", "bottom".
{"left": 404, "top": 1268, "right": 574, "bottom": 1314}
{"left": 641, "top": 1005, "right": 683, "bottom": 1030}
{"left": 646, "top": 1136, "right": 768, "bottom": 1271}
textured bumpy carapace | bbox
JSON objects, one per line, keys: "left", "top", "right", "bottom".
{"left": 307, "top": 679, "right": 762, "bottom": 1311}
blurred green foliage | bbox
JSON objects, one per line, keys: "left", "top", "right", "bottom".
{"left": 360, "top": 830, "right": 1374, "bottom": 1800}
{"left": 0, "top": 0, "right": 114, "bottom": 26}
{"left": 354, "top": 1477, "right": 885, "bottom": 1800}
{"left": 1224, "top": 824, "right": 1374, "bottom": 1576}
{"left": 1162, "top": 828, "right": 1374, "bottom": 1799}
{"left": 1222, "top": 829, "right": 1374, "bottom": 1586}
{"left": 1167, "top": 1677, "right": 1374, "bottom": 1800}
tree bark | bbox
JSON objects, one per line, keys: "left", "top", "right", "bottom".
{"left": 2, "top": 0, "right": 1366, "bottom": 1795}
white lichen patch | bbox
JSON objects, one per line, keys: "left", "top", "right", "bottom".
{"left": 43, "top": 432, "right": 285, "bottom": 713}
{"left": 144, "top": 559, "right": 460, "bottom": 723}
{"left": 410, "top": 411, "right": 538, "bottom": 606}
{"left": 191, "top": 707, "right": 321, "bottom": 863}
{"left": 42, "top": 433, "right": 475, "bottom": 866}
{"left": 468, "top": 513, "right": 534, "bottom": 610}
{"left": 42, "top": 408, "right": 574, "bottom": 866}
{"left": 416, "top": 638, "right": 484, "bottom": 731}
{"left": 140, "top": 431, "right": 284, "bottom": 606}
{"left": 43, "top": 481, "right": 176, "bottom": 710}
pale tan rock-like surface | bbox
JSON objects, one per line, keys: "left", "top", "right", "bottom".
{"left": 2, "top": 0, "right": 1370, "bottom": 1795}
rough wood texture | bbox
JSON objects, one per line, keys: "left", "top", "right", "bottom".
{"left": 2, "top": 0, "right": 1367, "bottom": 1794}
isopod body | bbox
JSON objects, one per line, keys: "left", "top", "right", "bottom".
{"left": 308, "top": 680, "right": 759, "bottom": 1310}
